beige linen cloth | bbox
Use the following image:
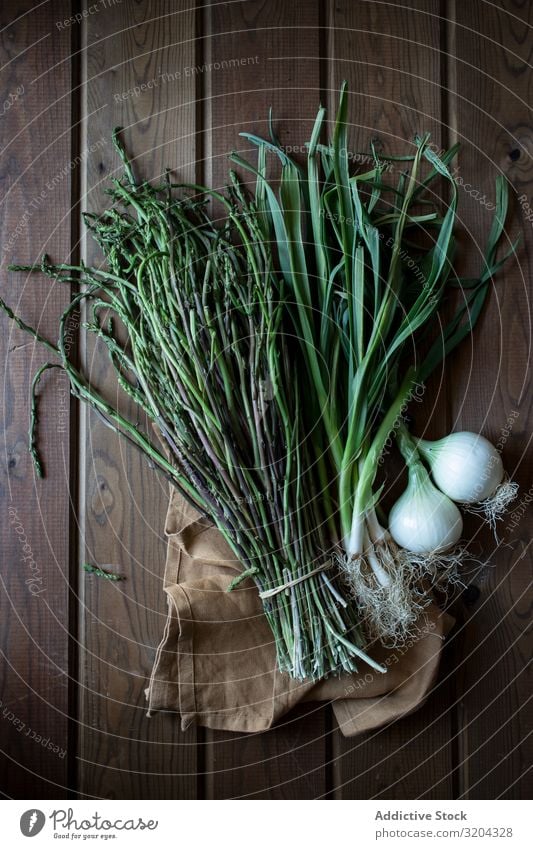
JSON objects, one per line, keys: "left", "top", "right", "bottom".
{"left": 146, "top": 486, "right": 454, "bottom": 736}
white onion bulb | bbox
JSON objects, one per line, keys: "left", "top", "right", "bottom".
{"left": 417, "top": 431, "right": 504, "bottom": 503}
{"left": 389, "top": 464, "right": 463, "bottom": 553}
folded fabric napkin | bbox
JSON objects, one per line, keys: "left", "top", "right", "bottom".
{"left": 146, "top": 485, "right": 454, "bottom": 736}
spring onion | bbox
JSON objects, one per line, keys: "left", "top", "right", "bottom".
{"left": 237, "top": 82, "right": 518, "bottom": 642}
{"left": 417, "top": 430, "right": 504, "bottom": 496}
{"left": 416, "top": 431, "right": 518, "bottom": 528}
{"left": 388, "top": 463, "right": 464, "bottom": 554}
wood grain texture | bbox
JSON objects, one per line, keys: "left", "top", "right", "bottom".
{"left": 448, "top": 0, "right": 533, "bottom": 800}
{"left": 0, "top": 0, "right": 530, "bottom": 802}
{"left": 78, "top": 0, "right": 199, "bottom": 799}
{"left": 203, "top": 0, "right": 324, "bottom": 188}
{"left": 326, "top": 0, "right": 444, "bottom": 151}
{"left": 201, "top": 0, "right": 330, "bottom": 799}
{"left": 0, "top": 0, "right": 73, "bottom": 798}
{"left": 327, "top": 0, "right": 457, "bottom": 800}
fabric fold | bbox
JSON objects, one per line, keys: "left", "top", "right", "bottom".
{"left": 146, "top": 486, "right": 454, "bottom": 736}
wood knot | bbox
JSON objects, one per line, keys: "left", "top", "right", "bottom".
{"left": 4, "top": 440, "right": 25, "bottom": 480}
{"left": 501, "top": 128, "right": 533, "bottom": 182}
{"left": 91, "top": 473, "right": 115, "bottom": 523}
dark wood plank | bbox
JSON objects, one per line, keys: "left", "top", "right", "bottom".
{"left": 449, "top": 0, "right": 533, "bottom": 799}
{"left": 2, "top": 0, "right": 528, "bottom": 803}
{"left": 326, "top": 0, "right": 444, "bottom": 152}
{"left": 0, "top": 0, "right": 74, "bottom": 798}
{"left": 327, "top": 0, "right": 458, "bottom": 799}
{"left": 202, "top": 0, "right": 323, "bottom": 190}
{"left": 78, "top": 1, "right": 199, "bottom": 799}
{"left": 205, "top": 705, "right": 332, "bottom": 800}
{"left": 330, "top": 644, "right": 459, "bottom": 799}
{"left": 201, "top": 0, "right": 329, "bottom": 799}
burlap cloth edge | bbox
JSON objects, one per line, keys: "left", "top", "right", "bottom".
{"left": 144, "top": 484, "right": 455, "bottom": 737}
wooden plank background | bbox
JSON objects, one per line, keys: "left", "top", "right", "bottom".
{"left": 0, "top": 0, "right": 531, "bottom": 800}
